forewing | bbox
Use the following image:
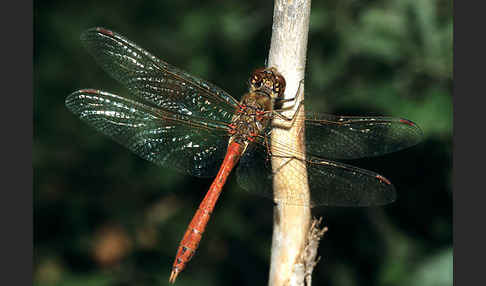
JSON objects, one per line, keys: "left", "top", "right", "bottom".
{"left": 66, "top": 89, "right": 230, "bottom": 177}
{"left": 80, "top": 27, "right": 239, "bottom": 122}
{"left": 300, "top": 112, "right": 423, "bottom": 160}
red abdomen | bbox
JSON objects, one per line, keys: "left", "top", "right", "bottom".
{"left": 169, "top": 142, "right": 244, "bottom": 283}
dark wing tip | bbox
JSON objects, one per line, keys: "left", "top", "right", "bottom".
{"left": 65, "top": 89, "right": 101, "bottom": 114}
{"left": 374, "top": 174, "right": 397, "bottom": 205}
{"left": 94, "top": 27, "right": 114, "bottom": 36}
{"left": 376, "top": 174, "right": 392, "bottom": 185}
{"left": 398, "top": 117, "right": 424, "bottom": 136}
{"left": 80, "top": 27, "right": 120, "bottom": 50}
{"left": 65, "top": 90, "right": 84, "bottom": 114}
{"left": 81, "top": 27, "right": 114, "bottom": 39}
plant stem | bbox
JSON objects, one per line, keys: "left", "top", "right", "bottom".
{"left": 267, "top": 0, "right": 314, "bottom": 285}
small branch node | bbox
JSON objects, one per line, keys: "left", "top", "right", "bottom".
{"left": 301, "top": 217, "right": 328, "bottom": 286}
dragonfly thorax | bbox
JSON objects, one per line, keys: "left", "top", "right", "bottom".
{"left": 228, "top": 91, "right": 273, "bottom": 149}
{"left": 228, "top": 67, "right": 285, "bottom": 150}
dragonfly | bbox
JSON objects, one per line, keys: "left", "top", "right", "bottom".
{"left": 65, "top": 27, "right": 423, "bottom": 283}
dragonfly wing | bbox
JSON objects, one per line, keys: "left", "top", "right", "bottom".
{"left": 66, "top": 89, "right": 230, "bottom": 178}
{"left": 300, "top": 112, "right": 423, "bottom": 160}
{"left": 305, "top": 157, "right": 396, "bottom": 207}
{"left": 237, "top": 142, "right": 396, "bottom": 207}
{"left": 236, "top": 143, "right": 273, "bottom": 199}
{"left": 80, "top": 27, "right": 239, "bottom": 122}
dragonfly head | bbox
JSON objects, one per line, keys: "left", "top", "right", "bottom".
{"left": 249, "top": 67, "right": 286, "bottom": 100}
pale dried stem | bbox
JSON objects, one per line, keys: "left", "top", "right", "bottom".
{"left": 267, "top": 0, "right": 316, "bottom": 286}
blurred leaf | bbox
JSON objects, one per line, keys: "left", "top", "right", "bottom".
{"left": 348, "top": 9, "right": 407, "bottom": 63}
{"left": 405, "top": 248, "right": 453, "bottom": 286}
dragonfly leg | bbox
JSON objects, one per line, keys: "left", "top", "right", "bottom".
{"left": 263, "top": 134, "right": 273, "bottom": 157}
{"left": 276, "top": 78, "right": 305, "bottom": 104}
{"left": 273, "top": 78, "right": 305, "bottom": 121}
{"left": 272, "top": 99, "right": 304, "bottom": 122}
{"left": 273, "top": 78, "right": 305, "bottom": 112}
{"left": 269, "top": 154, "right": 301, "bottom": 175}
{"left": 270, "top": 98, "right": 305, "bottom": 138}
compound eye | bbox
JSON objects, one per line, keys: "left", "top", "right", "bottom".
{"left": 274, "top": 75, "right": 286, "bottom": 97}
{"left": 251, "top": 76, "right": 262, "bottom": 88}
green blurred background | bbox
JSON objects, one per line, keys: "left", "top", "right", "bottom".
{"left": 34, "top": 0, "right": 452, "bottom": 285}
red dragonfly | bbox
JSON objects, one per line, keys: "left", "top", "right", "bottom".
{"left": 66, "top": 27, "right": 422, "bottom": 283}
